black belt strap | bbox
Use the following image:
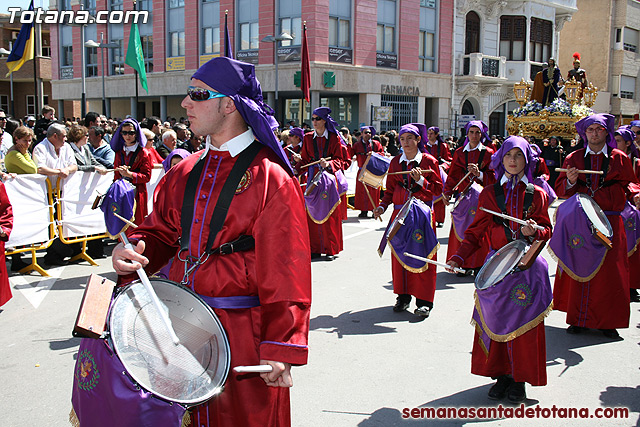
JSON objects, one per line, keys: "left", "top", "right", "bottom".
{"left": 584, "top": 152, "right": 610, "bottom": 192}
{"left": 179, "top": 141, "right": 262, "bottom": 255}
{"left": 493, "top": 182, "right": 535, "bottom": 242}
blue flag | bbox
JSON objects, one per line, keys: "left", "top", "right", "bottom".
{"left": 6, "top": 0, "right": 35, "bottom": 77}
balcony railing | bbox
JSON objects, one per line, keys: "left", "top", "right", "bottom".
{"left": 459, "top": 53, "right": 506, "bottom": 79}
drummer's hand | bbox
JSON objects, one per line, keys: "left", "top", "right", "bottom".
{"left": 409, "top": 167, "right": 423, "bottom": 182}
{"left": 446, "top": 260, "right": 460, "bottom": 274}
{"left": 319, "top": 158, "right": 329, "bottom": 169}
{"left": 467, "top": 164, "right": 480, "bottom": 177}
{"left": 566, "top": 167, "right": 579, "bottom": 186}
{"left": 633, "top": 194, "right": 640, "bottom": 210}
{"left": 373, "top": 206, "right": 384, "bottom": 219}
{"left": 259, "top": 360, "right": 292, "bottom": 387}
{"left": 443, "top": 195, "right": 450, "bottom": 206}
{"left": 112, "top": 240, "right": 149, "bottom": 274}
{"left": 521, "top": 219, "right": 537, "bottom": 237}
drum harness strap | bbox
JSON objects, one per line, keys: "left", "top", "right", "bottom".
{"left": 580, "top": 152, "right": 614, "bottom": 197}
{"left": 401, "top": 159, "right": 421, "bottom": 193}
{"left": 493, "top": 181, "right": 535, "bottom": 243}
{"left": 313, "top": 135, "right": 331, "bottom": 168}
{"left": 178, "top": 141, "right": 262, "bottom": 286}
{"left": 454, "top": 147, "right": 486, "bottom": 198}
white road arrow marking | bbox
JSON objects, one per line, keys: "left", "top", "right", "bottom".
{"left": 10, "top": 267, "right": 66, "bottom": 309}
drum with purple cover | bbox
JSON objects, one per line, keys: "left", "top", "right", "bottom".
{"left": 386, "top": 197, "right": 414, "bottom": 241}
{"left": 304, "top": 171, "right": 324, "bottom": 197}
{"left": 577, "top": 193, "right": 613, "bottom": 249}
{"left": 358, "top": 152, "right": 391, "bottom": 188}
{"left": 475, "top": 240, "right": 528, "bottom": 290}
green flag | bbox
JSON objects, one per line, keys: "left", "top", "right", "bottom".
{"left": 125, "top": 23, "right": 148, "bottom": 93}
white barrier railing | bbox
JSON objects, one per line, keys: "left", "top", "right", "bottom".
{"left": 5, "top": 175, "right": 54, "bottom": 248}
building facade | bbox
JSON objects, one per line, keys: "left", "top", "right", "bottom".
{"left": 49, "top": 0, "right": 456, "bottom": 132}
{"left": 558, "top": 0, "right": 640, "bottom": 122}
{"left": 452, "top": 0, "right": 577, "bottom": 136}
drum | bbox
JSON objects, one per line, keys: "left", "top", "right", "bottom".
{"left": 358, "top": 152, "right": 391, "bottom": 188}
{"left": 304, "top": 171, "right": 323, "bottom": 197}
{"left": 577, "top": 193, "right": 613, "bottom": 249}
{"left": 109, "top": 278, "right": 231, "bottom": 405}
{"left": 475, "top": 240, "right": 528, "bottom": 290}
{"left": 386, "top": 197, "right": 413, "bottom": 241}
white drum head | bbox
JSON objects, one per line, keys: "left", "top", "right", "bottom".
{"left": 577, "top": 193, "right": 613, "bottom": 238}
{"left": 475, "top": 240, "right": 528, "bottom": 290}
{"left": 109, "top": 279, "right": 231, "bottom": 405}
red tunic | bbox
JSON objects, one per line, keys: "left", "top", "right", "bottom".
{"left": 425, "top": 142, "right": 453, "bottom": 223}
{"left": 144, "top": 147, "right": 164, "bottom": 164}
{"left": 378, "top": 153, "right": 443, "bottom": 302}
{"left": 299, "top": 132, "right": 349, "bottom": 255}
{"left": 113, "top": 147, "right": 153, "bottom": 225}
{"left": 451, "top": 180, "right": 552, "bottom": 386}
{"left": 352, "top": 138, "right": 385, "bottom": 211}
{"left": 124, "top": 146, "right": 311, "bottom": 427}
{"left": 443, "top": 144, "right": 495, "bottom": 269}
{"left": 554, "top": 148, "right": 639, "bottom": 329}
{"left": 631, "top": 158, "right": 640, "bottom": 290}
{"left": 0, "top": 183, "right": 13, "bottom": 307}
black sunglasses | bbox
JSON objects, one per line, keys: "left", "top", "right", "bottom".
{"left": 364, "top": 131, "right": 371, "bottom": 134}
{"left": 121, "top": 130, "right": 137, "bottom": 136}
{"left": 311, "top": 117, "right": 323, "bottom": 121}
{"left": 187, "top": 86, "right": 226, "bottom": 101}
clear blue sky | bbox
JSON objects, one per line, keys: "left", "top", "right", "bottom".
{"left": 1, "top": 1, "right": 47, "bottom": 17}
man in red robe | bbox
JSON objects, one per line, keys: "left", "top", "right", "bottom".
{"left": 443, "top": 121, "right": 495, "bottom": 273}
{"left": 448, "top": 136, "right": 552, "bottom": 403}
{"left": 112, "top": 57, "right": 312, "bottom": 427}
{"left": 554, "top": 113, "right": 640, "bottom": 339}
{"left": 297, "top": 107, "right": 349, "bottom": 260}
{"left": 425, "top": 126, "right": 452, "bottom": 226}
{"left": 374, "top": 123, "right": 442, "bottom": 317}
{"left": 353, "top": 125, "right": 385, "bottom": 218}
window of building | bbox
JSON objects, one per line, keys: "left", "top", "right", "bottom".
{"left": 529, "top": 18, "right": 552, "bottom": 62}
{"left": 280, "top": 17, "right": 301, "bottom": 46}
{"left": 0, "top": 95, "right": 8, "bottom": 113}
{"left": 170, "top": 0, "right": 184, "bottom": 7}
{"left": 465, "top": 11, "right": 480, "bottom": 54}
{"left": 201, "top": 0, "right": 220, "bottom": 54}
{"left": 500, "top": 16, "right": 526, "bottom": 61}
{"left": 419, "top": 1, "right": 437, "bottom": 72}
{"left": 623, "top": 27, "right": 638, "bottom": 52}
{"left": 60, "top": 25, "right": 73, "bottom": 79}
{"left": 167, "top": 0, "right": 185, "bottom": 58}
{"left": 26, "top": 95, "right": 49, "bottom": 116}
{"left": 85, "top": 0, "right": 96, "bottom": 14}
{"left": 138, "top": 0, "right": 152, "bottom": 12}
{"left": 141, "top": 35, "right": 153, "bottom": 72}
{"left": 61, "top": 45, "right": 73, "bottom": 67}
{"left": 329, "top": 0, "right": 350, "bottom": 48}
{"left": 420, "top": 0, "right": 435, "bottom": 6}
{"left": 86, "top": 46, "right": 98, "bottom": 77}
{"left": 377, "top": 0, "right": 396, "bottom": 53}
{"left": 381, "top": 94, "right": 418, "bottom": 132}
{"left": 170, "top": 32, "right": 184, "bottom": 57}
{"left": 238, "top": 0, "right": 259, "bottom": 51}
{"left": 110, "top": 0, "right": 123, "bottom": 10}
{"left": 620, "top": 75, "right": 636, "bottom": 99}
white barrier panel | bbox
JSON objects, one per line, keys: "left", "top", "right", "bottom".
{"left": 5, "top": 175, "right": 52, "bottom": 248}
{"left": 59, "top": 172, "right": 112, "bottom": 238}
{"left": 344, "top": 162, "right": 358, "bottom": 196}
{"left": 147, "top": 166, "right": 165, "bottom": 214}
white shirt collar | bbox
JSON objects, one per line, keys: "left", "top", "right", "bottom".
{"left": 584, "top": 144, "right": 609, "bottom": 157}
{"left": 427, "top": 139, "right": 438, "bottom": 147}
{"left": 208, "top": 128, "right": 255, "bottom": 157}
{"left": 463, "top": 142, "right": 485, "bottom": 152}
{"left": 400, "top": 151, "right": 423, "bottom": 164}
{"left": 313, "top": 129, "right": 328, "bottom": 139}
{"left": 500, "top": 174, "right": 529, "bottom": 186}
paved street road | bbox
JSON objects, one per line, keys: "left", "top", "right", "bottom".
{"left": 1, "top": 202, "right": 638, "bottom": 426}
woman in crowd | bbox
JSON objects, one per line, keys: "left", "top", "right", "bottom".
{"left": 5, "top": 126, "right": 37, "bottom": 175}
{"left": 142, "top": 128, "right": 164, "bottom": 164}
{"left": 67, "top": 125, "right": 108, "bottom": 174}
{"left": 111, "top": 118, "right": 153, "bottom": 225}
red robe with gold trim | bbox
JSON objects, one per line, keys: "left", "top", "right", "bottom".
{"left": 443, "top": 145, "right": 495, "bottom": 269}
{"left": 0, "top": 182, "right": 13, "bottom": 307}
{"left": 630, "top": 157, "right": 640, "bottom": 290}
{"left": 124, "top": 146, "right": 311, "bottom": 427}
{"left": 554, "top": 148, "right": 638, "bottom": 329}
{"left": 425, "top": 141, "right": 452, "bottom": 224}
{"left": 451, "top": 180, "right": 552, "bottom": 386}
{"left": 379, "top": 153, "right": 443, "bottom": 302}
{"left": 299, "top": 132, "right": 348, "bottom": 255}
{"left": 352, "top": 138, "right": 385, "bottom": 211}
{"left": 113, "top": 147, "right": 153, "bottom": 225}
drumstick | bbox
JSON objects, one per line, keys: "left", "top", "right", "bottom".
{"left": 555, "top": 168, "right": 603, "bottom": 175}
{"left": 113, "top": 212, "right": 138, "bottom": 228}
{"left": 233, "top": 365, "right": 274, "bottom": 374}
{"left": 451, "top": 171, "right": 473, "bottom": 192}
{"left": 119, "top": 232, "right": 181, "bottom": 346}
{"left": 403, "top": 252, "right": 467, "bottom": 274}
{"left": 479, "top": 207, "right": 545, "bottom": 231}
{"left": 301, "top": 157, "right": 332, "bottom": 168}
{"left": 386, "top": 169, "right": 433, "bottom": 176}
{"left": 285, "top": 146, "right": 297, "bottom": 154}
{"left": 364, "top": 186, "right": 383, "bottom": 222}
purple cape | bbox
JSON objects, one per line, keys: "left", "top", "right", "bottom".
{"left": 110, "top": 118, "right": 145, "bottom": 152}
{"left": 192, "top": 57, "right": 293, "bottom": 174}
{"left": 451, "top": 182, "right": 483, "bottom": 242}
{"left": 549, "top": 194, "right": 609, "bottom": 281}
{"left": 575, "top": 113, "right": 616, "bottom": 149}
{"left": 621, "top": 201, "right": 640, "bottom": 256}
{"left": 304, "top": 170, "right": 341, "bottom": 224}
{"left": 100, "top": 179, "right": 137, "bottom": 237}
{"left": 472, "top": 254, "right": 553, "bottom": 353}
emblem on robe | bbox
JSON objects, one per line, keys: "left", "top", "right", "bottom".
{"left": 510, "top": 283, "right": 533, "bottom": 308}
{"left": 75, "top": 349, "right": 100, "bottom": 391}
{"left": 236, "top": 170, "right": 252, "bottom": 194}
{"left": 412, "top": 229, "right": 424, "bottom": 244}
{"left": 569, "top": 233, "right": 584, "bottom": 249}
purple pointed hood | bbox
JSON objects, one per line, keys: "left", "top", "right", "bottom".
{"left": 575, "top": 113, "right": 616, "bottom": 149}
{"left": 490, "top": 135, "right": 536, "bottom": 183}
{"left": 110, "top": 118, "right": 145, "bottom": 152}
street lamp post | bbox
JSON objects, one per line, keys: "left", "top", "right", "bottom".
{"left": 85, "top": 33, "right": 119, "bottom": 117}
{"left": 261, "top": 32, "right": 294, "bottom": 124}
